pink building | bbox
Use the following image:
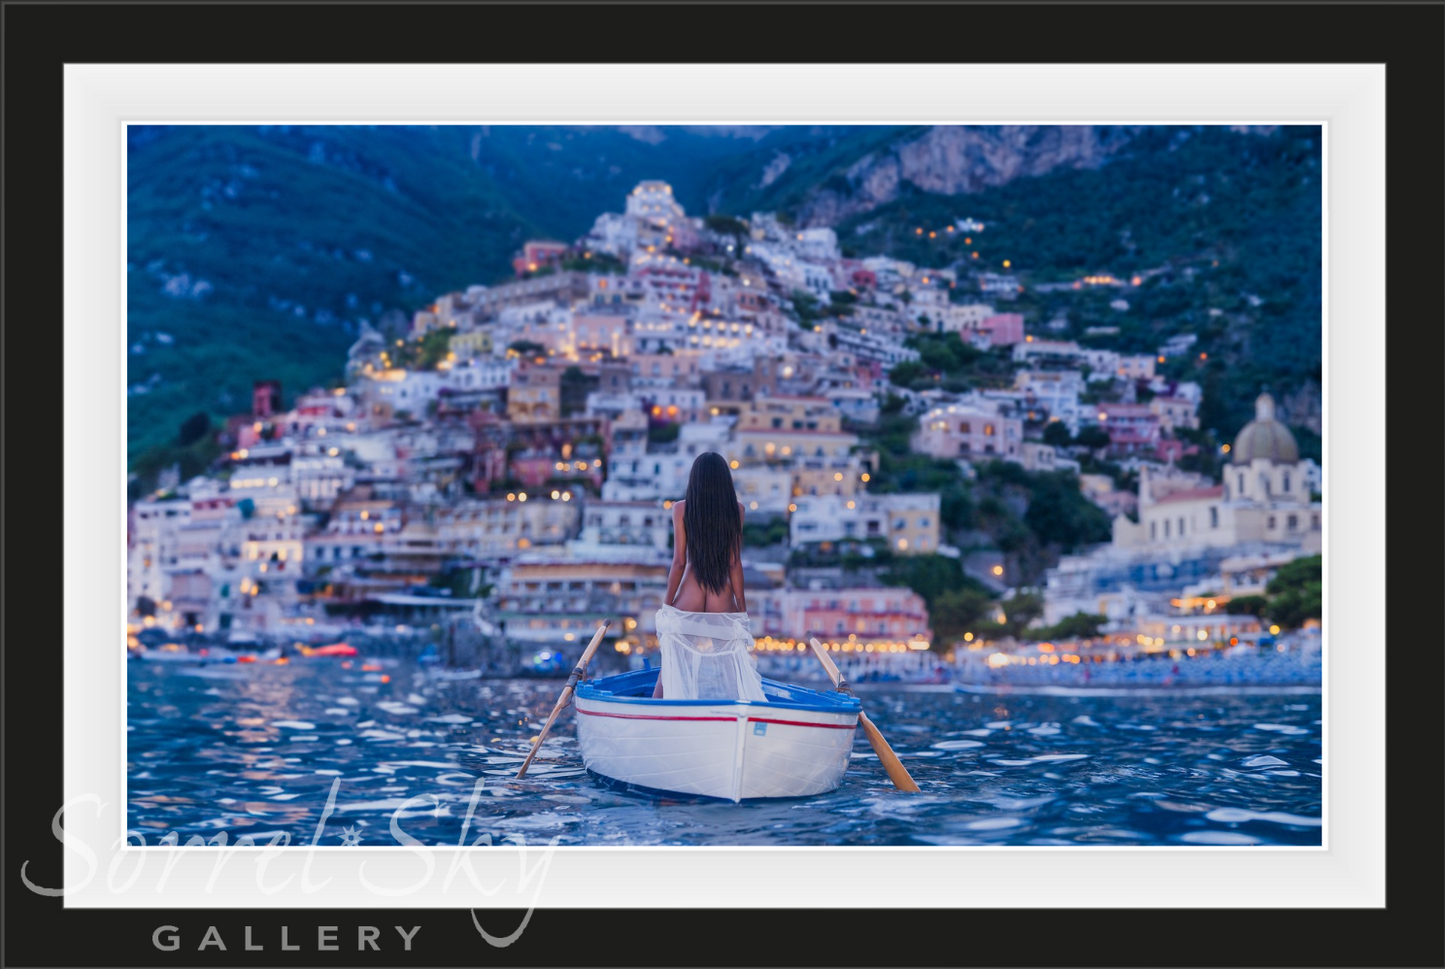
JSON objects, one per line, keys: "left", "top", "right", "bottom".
{"left": 976, "top": 313, "right": 1025, "bottom": 347}
{"left": 752, "top": 587, "right": 932, "bottom": 644}
{"left": 912, "top": 403, "right": 1024, "bottom": 462}
{"left": 849, "top": 267, "right": 877, "bottom": 291}
{"left": 1154, "top": 438, "right": 1198, "bottom": 464}
{"left": 513, "top": 240, "right": 569, "bottom": 277}
{"left": 1094, "top": 402, "right": 1161, "bottom": 456}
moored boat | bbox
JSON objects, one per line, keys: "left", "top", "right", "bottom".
{"left": 574, "top": 667, "right": 861, "bottom": 802}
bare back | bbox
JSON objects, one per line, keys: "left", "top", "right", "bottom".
{"left": 666, "top": 499, "right": 747, "bottom": 613}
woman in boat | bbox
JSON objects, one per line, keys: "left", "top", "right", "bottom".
{"left": 651, "top": 451, "right": 767, "bottom": 702}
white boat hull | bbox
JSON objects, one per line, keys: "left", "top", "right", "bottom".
{"left": 574, "top": 674, "right": 860, "bottom": 802}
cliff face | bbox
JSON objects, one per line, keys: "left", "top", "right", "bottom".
{"left": 791, "top": 125, "right": 1143, "bottom": 226}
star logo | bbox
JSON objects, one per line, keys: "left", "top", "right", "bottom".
{"left": 339, "top": 825, "right": 363, "bottom": 846}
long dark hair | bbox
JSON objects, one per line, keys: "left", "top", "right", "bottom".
{"left": 682, "top": 451, "right": 741, "bottom": 595}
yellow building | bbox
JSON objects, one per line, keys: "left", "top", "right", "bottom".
{"left": 1113, "top": 393, "right": 1321, "bottom": 553}
{"left": 790, "top": 463, "right": 865, "bottom": 500}
{"left": 449, "top": 329, "right": 493, "bottom": 359}
{"left": 735, "top": 396, "right": 842, "bottom": 434}
{"left": 507, "top": 362, "right": 563, "bottom": 423}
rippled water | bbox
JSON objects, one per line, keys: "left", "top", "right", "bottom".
{"left": 127, "top": 657, "right": 1322, "bottom": 846}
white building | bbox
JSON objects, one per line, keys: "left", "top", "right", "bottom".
{"left": 444, "top": 357, "right": 513, "bottom": 392}
{"left": 626, "top": 180, "right": 687, "bottom": 226}
{"left": 431, "top": 496, "right": 579, "bottom": 559}
{"left": 733, "top": 465, "right": 794, "bottom": 515}
{"left": 1014, "top": 369, "right": 1085, "bottom": 435}
{"left": 1113, "top": 395, "right": 1321, "bottom": 553}
{"left": 978, "top": 272, "right": 1021, "bottom": 295}
{"left": 601, "top": 422, "right": 733, "bottom": 502}
{"left": 574, "top": 500, "right": 672, "bottom": 556}
{"left": 789, "top": 493, "right": 942, "bottom": 554}
{"left": 585, "top": 212, "right": 638, "bottom": 257}
{"left": 1043, "top": 393, "right": 1323, "bottom": 624}
{"left": 824, "top": 321, "right": 921, "bottom": 369}
{"left": 938, "top": 302, "right": 996, "bottom": 334}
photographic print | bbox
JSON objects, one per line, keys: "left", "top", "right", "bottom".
{"left": 123, "top": 122, "right": 1325, "bottom": 849}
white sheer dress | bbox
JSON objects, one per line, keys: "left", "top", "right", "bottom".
{"left": 654, "top": 602, "right": 767, "bottom": 702}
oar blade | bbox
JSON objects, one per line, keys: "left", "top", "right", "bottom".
{"left": 806, "top": 637, "right": 920, "bottom": 793}
{"left": 859, "top": 711, "right": 921, "bottom": 792}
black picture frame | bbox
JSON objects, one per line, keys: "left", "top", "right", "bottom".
{"left": 3, "top": 2, "right": 1441, "bottom": 966}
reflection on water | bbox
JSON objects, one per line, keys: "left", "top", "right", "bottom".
{"left": 127, "top": 657, "right": 1322, "bottom": 846}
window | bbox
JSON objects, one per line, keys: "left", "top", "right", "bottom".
{"left": 1268, "top": 515, "right": 1277, "bottom": 529}
{"left": 984, "top": 424, "right": 995, "bottom": 437}
{"left": 1164, "top": 520, "right": 1170, "bottom": 538}
{"left": 1179, "top": 517, "right": 1185, "bottom": 535}
{"left": 1238, "top": 474, "right": 1245, "bottom": 494}
{"left": 1287, "top": 514, "right": 1298, "bottom": 530}
{"left": 1282, "top": 473, "right": 1291, "bottom": 492}
{"left": 959, "top": 422, "right": 971, "bottom": 434}
{"left": 1209, "top": 507, "right": 1219, "bottom": 529}
{"left": 1312, "top": 514, "right": 1320, "bottom": 530}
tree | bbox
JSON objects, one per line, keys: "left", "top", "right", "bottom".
{"left": 177, "top": 411, "right": 211, "bottom": 448}
{"left": 881, "top": 554, "right": 989, "bottom": 610}
{"left": 742, "top": 518, "right": 789, "bottom": 548}
{"left": 929, "top": 586, "right": 997, "bottom": 645}
{"left": 1000, "top": 591, "right": 1045, "bottom": 639}
{"left": 647, "top": 423, "right": 680, "bottom": 444}
{"left": 1022, "top": 471, "right": 1112, "bottom": 552}
{"left": 560, "top": 366, "right": 594, "bottom": 417}
{"left": 415, "top": 328, "right": 453, "bottom": 370}
{"left": 1263, "top": 554, "right": 1321, "bottom": 628}
{"left": 1042, "top": 421, "right": 1073, "bottom": 448}
{"left": 1037, "top": 612, "right": 1108, "bottom": 639}
{"left": 790, "top": 290, "right": 823, "bottom": 327}
{"left": 1225, "top": 594, "right": 1270, "bottom": 616}
{"left": 888, "top": 360, "right": 927, "bottom": 388}
{"left": 704, "top": 214, "right": 748, "bottom": 237}
{"left": 1074, "top": 426, "right": 1112, "bottom": 451}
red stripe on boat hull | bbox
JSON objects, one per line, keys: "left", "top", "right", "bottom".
{"left": 577, "top": 707, "right": 856, "bottom": 730}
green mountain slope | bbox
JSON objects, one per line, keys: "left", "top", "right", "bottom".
{"left": 832, "top": 125, "right": 1322, "bottom": 439}
{"left": 125, "top": 124, "right": 771, "bottom": 460}
{"left": 127, "top": 124, "right": 1320, "bottom": 468}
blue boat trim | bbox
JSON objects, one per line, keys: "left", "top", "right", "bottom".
{"left": 576, "top": 667, "right": 861, "bottom": 715}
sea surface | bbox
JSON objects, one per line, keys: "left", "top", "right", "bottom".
{"left": 127, "top": 656, "right": 1323, "bottom": 847}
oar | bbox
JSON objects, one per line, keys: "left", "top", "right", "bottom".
{"left": 808, "top": 637, "right": 920, "bottom": 792}
{"left": 515, "top": 619, "right": 610, "bottom": 779}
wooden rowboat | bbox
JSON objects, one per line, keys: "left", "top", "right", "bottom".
{"left": 573, "top": 666, "right": 862, "bottom": 802}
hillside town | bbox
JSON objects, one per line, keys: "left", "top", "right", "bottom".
{"left": 128, "top": 180, "right": 1322, "bottom": 672}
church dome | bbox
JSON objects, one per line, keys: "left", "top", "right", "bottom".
{"left": 1231, "top": 392, "right": 1299, "bottom": 465}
